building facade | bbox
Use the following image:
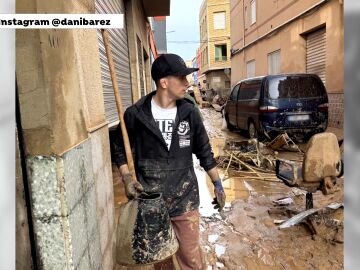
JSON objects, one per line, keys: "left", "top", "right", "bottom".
{"left": 199, "top": 0, "right": 232, "bottom": 96}
{"left": 230, "top": 0, "right": 344, "bottom": 128}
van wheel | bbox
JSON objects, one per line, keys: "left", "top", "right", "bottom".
{"left": 225, "top": 114, "right": 235, "bottom": 131}
{"left": 248, "top": 121, "right": 257, "bottom": 139}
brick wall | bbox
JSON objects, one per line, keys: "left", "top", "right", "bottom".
{"left": 328, "top": 93, "right": 344, "bottom": 128}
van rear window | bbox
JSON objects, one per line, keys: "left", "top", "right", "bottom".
{"left": 266, "top": 76, "right": 326, "bottom": 99}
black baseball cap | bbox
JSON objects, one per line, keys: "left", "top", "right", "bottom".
{"left": 151, "top": 53, "right": 199, "bottom": 81}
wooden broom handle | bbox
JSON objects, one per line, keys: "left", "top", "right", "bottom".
{"left": 101, "top": 29, "right": 137, "bottom": 181}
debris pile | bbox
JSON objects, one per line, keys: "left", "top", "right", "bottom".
{"left": 216, "top": 139, "right": 280, "bottom": 183}
{"left": 210, "top": 95, "right": 228, "bottom": 112}
{"left": 215, "top": 134, "right": 344, "bottom": 231}
{"left": 267, "top": 133, "right": 303, "bottom": 152}
{"left": 214, "top": 132, "right": 308, "bottom": 184}
{"left": 212, "top": 95, "right": 228, "bottom": 106}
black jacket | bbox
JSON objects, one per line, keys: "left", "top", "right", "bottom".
{"left": 113, "top": 91, "right": 217, "bottom": 217}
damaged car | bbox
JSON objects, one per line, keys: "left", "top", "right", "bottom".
{"left": 224, "top": 74, "right": 329, "bottom": 139}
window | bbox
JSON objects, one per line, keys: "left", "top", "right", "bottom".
{"left": 246, "top": 60, "right": 256, "bottom": 78}
{"left": 201, "top": 17, "right": 207, "bottom": 39}
{"left": 230, "top": 84, "right": 240, "bottom": 101}
{"left": 238, "top": 80, "right": 261, "bottom": 100}
{"left": 201, "top": 51, "right": 204, "bottom": 68}
{"left": 205, "top": 47, "right": 208, "bottom": 65}
{"left": 212, "top": 77, "right": 221, "bottom": 83}
{"left": 266, "top": 76, "right": 326, "bottom": 99}
{"left": 215, "top": 44, "right": 227, "bottom": 61}
{"left": 268, "top": 50, "right": 281, "bottom": 75}
{"left": 250, "top": 0, "right": 256, "bottom": 25}
{"left": 214, "top": 12, "right": 226, "bottom": 30}
{"left": 202, "top": 47, "right": 208, "bottom": 69}
{"left": 205, "top": 16, "right": 207, "bottom": 33}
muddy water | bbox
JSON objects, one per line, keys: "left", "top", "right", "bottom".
{"left": 198, "top": 165, "right": 293, "bottom": 205}
{"left": 222, "top": 177, "right": 294, "bottom": 202}
{"left": 199, "top": 138, "right": 293, "bottom": 205}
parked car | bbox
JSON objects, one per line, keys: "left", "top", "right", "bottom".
{"left": 224, "top": 74, "right": 329, "bottom": 139}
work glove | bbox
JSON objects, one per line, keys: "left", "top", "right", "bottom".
{"left": 211, "top": 180, "right": 226, "bottom": 211}
{"left": 122, "top": 173, "right": 144, "bottom": 199}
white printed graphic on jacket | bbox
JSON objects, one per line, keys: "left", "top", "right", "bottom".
{"left": 151, "top": 98, "right": 177, "bottom": 150}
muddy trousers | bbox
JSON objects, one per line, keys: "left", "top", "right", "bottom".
{"left": 170, "top": 209, "right": 206, "bottom": 270}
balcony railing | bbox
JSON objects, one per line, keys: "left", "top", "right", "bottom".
{"left": 215, "top": 56, "right": 227, "bottom": 62}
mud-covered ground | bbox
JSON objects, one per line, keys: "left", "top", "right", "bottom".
{"left": 199, "top": 108, "right": 344, "bottom": 269}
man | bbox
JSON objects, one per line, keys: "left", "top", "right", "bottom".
{"left": 113, "top": 53, "right": 226, "bottom": 269}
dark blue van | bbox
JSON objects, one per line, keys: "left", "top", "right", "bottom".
{"left": 224, "top": 74, "right": 328, "bottom": 139}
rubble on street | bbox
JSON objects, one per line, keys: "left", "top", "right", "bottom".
{"left": 218, "top": 140, "right": 277, "bottom": 174}
{"left": 267, "top": 133, "right": 303, "bottom": 152}
{"left": 210, "top": 95, "right": 228, "bottom": 112}
{"left": 199, "top": 107, "right": 344, "bottom": 269}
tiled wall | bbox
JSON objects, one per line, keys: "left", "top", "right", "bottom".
{"left": 26, "top": 126, "right": 115, "bottom": 269}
